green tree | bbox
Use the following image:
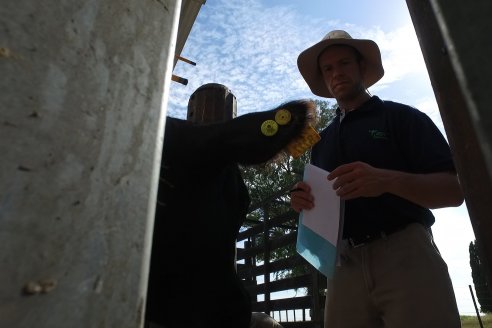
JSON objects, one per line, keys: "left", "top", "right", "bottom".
{"left": 469, "top": 240, "right": 492, "bottom": 312}
{"left": 240, "top": 99, "right": 337, "bottom": 279}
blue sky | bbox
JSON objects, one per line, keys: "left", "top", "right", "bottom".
{"left": 168, "top": 0, "right": 477, "bottom": 316}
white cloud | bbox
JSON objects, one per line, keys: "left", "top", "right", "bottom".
{"left": 168, "top": 0, "right": 434, "bottom": 121}
{"left": 168, "top": 0, "right": 330, "bottom": 118}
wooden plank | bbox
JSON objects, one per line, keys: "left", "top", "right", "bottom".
{"left": 405, "top": 0, "right": 492, "bottom": 290}
{"left": 237, "top": 254, "right": 307, "bottom": 279}
{"left": 245, "top": 273, "right": 313, "bottom": 295}
{"left": 237, "top": 232, "right": 297, "bottom": 260}
{"left": 252, "top": 296, "right": 319, "bottom": 312}
{"left": 238, "top": 212, "right": 298, "bottom": 240}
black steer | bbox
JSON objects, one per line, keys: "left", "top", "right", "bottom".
{"left": 146, "top": 100, "right": 315, "bottom": 328}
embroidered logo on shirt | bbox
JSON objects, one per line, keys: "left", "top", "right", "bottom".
{"left": 368, "top": 129, "right": 388, "bottom": 140}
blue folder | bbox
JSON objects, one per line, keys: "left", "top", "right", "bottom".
{"left": 296, "top": 212, "right": 338, "bottom": 278}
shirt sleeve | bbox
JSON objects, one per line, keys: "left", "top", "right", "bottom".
{"left": 391, "top": 105, "right": 456, "bottom": 174}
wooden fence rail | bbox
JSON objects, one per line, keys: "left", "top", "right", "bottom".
{"left": 236, "top": 212, "right": 326, "bottom": 328}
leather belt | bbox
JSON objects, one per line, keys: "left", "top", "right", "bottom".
{"left": 347, "top": 225, "right": 408, "bottom": 248}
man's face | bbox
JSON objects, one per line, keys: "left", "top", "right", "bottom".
{"left": 318, "top": 45, "right": 366, "bottom": 100}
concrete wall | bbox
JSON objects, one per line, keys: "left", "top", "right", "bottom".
{"left": 0, "top": 0, "right": 181, "bottom": 327}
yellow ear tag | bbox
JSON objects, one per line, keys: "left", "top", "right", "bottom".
{"left": 261, "top": 120, "right": 279, "bottom": 136}
{"left": 275, "top": 109, "right": 291, "bottom": 125}
{"left": 287, "top": 124, "right": 321, "bottom": 158}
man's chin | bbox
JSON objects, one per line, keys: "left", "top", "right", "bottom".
{"left": 332, "top": 89, "right": 350, "bottom": 99}
{"left": 331, "top": 84, "right": 350, "bottom": 96}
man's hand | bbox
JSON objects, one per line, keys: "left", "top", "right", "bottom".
{"left": 328, "top": 161, "right": 388, "bottom": 200}
{"left": 289, "top": 181, "right": 314, "bottom": 213}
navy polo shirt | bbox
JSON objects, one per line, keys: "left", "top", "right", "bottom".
{"left": 311, "top": 96, "right": 456, "bottom": 239}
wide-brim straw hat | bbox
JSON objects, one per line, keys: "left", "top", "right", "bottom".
{"left": 297, "top": 30, "right": 384, "bottom": 98}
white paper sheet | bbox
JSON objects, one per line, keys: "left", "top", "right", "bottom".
{"left": 301, "top": 163, "right": 340, "bottom": 245}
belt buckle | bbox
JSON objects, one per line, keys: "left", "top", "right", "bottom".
{"left": 348, "top": 231, "right": 387, "bottom": 248}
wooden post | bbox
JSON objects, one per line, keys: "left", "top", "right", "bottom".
{"left": 263, "top": 212, "right": 272, "bottom": 314}
{"left": 405, "top": 0, "right": 492, "bottom": 293}
{"left": 187, "top": 83, "right": 237, "bottom": 124}
{"left": 311, "top": 270, "right": 325, "bottom": 328}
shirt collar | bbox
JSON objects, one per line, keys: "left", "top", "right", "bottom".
{"left": 335, "top": 96, "right": 382, "bottom": 118}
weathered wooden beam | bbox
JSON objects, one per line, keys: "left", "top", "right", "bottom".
{"left": 406, "top": 0, "right": 492, "bottom": 291}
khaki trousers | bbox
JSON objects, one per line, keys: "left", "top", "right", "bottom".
{"left": 324, "top": 223, "right": 461, "bottom": 328}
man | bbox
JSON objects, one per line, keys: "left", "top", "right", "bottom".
{"left": 290, "top": 30, "right": 464, "bottom": 328}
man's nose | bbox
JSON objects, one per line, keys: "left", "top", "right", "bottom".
{"left": 332, "top": 65, "right": 344, "bottom": 77}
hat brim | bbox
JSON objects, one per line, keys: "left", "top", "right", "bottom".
{"left": 297, "top": 38, "right": 384, "bottom": 98}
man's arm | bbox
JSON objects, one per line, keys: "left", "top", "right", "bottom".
{"left": 328, "top": 161, "right": 464, "bottom": 209}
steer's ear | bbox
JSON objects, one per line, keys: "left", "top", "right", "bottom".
{"left": 219, "top": 99, "right": 318, "bottom": 165}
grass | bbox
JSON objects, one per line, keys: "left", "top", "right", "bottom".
{"left": 461, "top": 314, "right": 492, "bottom": 328}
